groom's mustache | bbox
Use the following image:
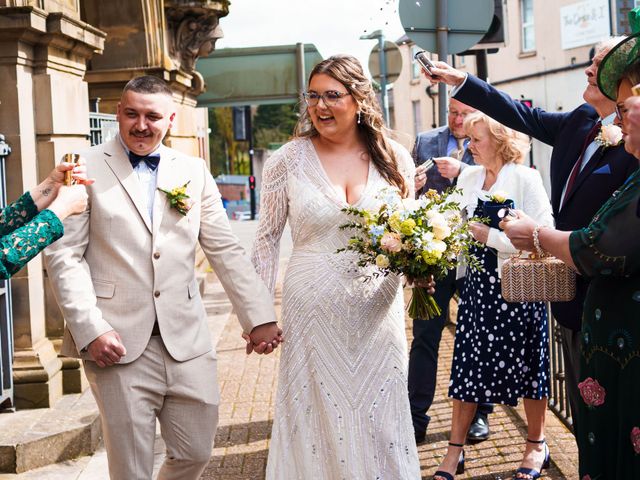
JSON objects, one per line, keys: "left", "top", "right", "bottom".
{"left": 130, "top": 130, "right": 152, "bottom": 137}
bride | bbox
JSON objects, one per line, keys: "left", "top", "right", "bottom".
{"left": 250, "top": 54, "right": 421, "bottom": 479}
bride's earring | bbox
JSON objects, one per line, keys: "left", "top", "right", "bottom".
{"left": 357, "top": 111, "right": 362, "bottom": 124}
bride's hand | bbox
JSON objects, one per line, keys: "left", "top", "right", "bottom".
{"left": 406, "top": 275, "right": 436, "bottom": 295}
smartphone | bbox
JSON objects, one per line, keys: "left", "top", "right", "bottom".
{"left": 414, "top": 50, "right": 438, "bottom": 77}
{"left": 416, "top": 159, "right": 435, "bottom": 177}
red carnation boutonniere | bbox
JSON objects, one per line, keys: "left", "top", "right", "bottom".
{"left": 158, "top": 181, "right": 192, "bottom": 216}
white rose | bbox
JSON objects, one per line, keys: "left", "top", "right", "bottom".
{"left": 375, "top": 254, "right": 390, "bottom": 268}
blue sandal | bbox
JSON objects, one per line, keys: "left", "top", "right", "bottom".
{"left": 512, "top": 438, "right": 550, "bottom": 480}
{"left": 432, "top": 442, "right": 465, "bottom": 480}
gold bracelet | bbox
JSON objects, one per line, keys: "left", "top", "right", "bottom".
{"left": 532, "top": 225, "right": 548, "bottom": 257}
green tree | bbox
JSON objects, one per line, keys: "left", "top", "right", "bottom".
{"left": 253, "top": 103, "right": 299, "bottom": 148}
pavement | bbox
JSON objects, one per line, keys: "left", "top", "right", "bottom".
{"left": 0, "top": 219, "right": 578, "bottom": 479}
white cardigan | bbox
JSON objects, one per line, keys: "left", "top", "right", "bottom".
{"left": 455, "top": 163, "right": 554, "bottom": 278}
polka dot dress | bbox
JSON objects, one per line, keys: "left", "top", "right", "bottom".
{"left": 448, "top": 204, "right": 550, "bottom": 406}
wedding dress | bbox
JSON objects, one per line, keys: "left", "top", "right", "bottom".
{"left": 252, "top": 137, "right": 421, "bottom": 479}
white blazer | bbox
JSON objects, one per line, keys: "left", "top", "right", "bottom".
{"left": 455, "top": 162, "right": 554, "bottom": 277}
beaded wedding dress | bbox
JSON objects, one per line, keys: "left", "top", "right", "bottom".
{"left": 252, "top": 137, "right": 421, "bottom": 479}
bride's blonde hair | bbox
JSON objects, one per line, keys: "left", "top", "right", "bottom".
{"left": 294, "top": 54, "right": 408, "bottom": 198}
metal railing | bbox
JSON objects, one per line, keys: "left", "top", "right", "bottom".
{"left": 0, "top": 134, "right": 14, "bottom": 409}
{"left": 547, "top": 306, "right": 573, "bottom": 431}
{"left": 89, "top": 112, "right": 118, "bottom": 147}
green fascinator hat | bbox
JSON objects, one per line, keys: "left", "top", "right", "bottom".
{"left": 597, "top": 8, "right": 640, "bottom": 101}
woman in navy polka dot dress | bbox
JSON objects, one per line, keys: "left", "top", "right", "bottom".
{"left": 432, "top": 113, "right": 554, "bottom": 480}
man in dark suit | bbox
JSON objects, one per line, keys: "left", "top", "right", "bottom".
{"left": 422, "top": 38, "right": 638, "bottom": 446}
{"left": 410, "top": 97, "right": 494, "bottom": 444}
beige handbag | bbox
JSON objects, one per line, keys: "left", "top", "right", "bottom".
{"left": 501, "top": 254, "right": 576, "bottom": 303}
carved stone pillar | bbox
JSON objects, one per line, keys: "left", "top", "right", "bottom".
{"left": 0, "top": 5, "right": 104, "bottom": 408}
{"left": 82, "top": 0, "right": 223, "bottom": 158}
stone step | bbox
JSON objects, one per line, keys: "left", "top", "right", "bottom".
{"left": 0, "top": 389, "right": 101, "bottom": 473}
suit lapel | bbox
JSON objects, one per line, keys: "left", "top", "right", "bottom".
{"left": 103, "top": 140, "right": 153, "bottom": 234}
{"left": 438, "top": 129, "right": 450, "bottom": 157}
{"left": 551, "top": 119, "right": 599, "bottom": 212}
{"left": 152, "top": 150, "right": 178, "bottom": 238}
{"left": 563, "top": 147, "right": 605, "bottom": 209}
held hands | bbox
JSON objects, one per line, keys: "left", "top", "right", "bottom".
{"left": 48, "top": 158, "right": 95, "bottom": 188}
{"left": 499, "top": 209, "right": 538, "bottom": 251}
{"left": 31, "top": 157, "right": 95, "bottom": 214}
{"left": 414, "top": 163, "right": 429, "bottom": 192}
{"left": 242, "top": 322, "right": 283, "bottom": 355}
{"left": 433, "top": 157, "right": 462, "bottom": 179}
{"left": 406, "top": 274, "right": 436, "bottom": 295}
{"left": 421, "top": 61, "right": 467, "bottom": 87}
{"left": 87, "top": 330, "right": 127, "bottom": 368}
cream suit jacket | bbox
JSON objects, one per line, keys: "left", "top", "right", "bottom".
{"left": 44, "top": 138, "right": 276, "bottom": 363}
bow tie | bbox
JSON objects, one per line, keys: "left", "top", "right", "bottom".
{"left": 128, "top": 151, "right": 160, "bottom": 171}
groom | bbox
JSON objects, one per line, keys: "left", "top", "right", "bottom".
{"left": 45, "top": 76, "right": 281, "bottom": 480}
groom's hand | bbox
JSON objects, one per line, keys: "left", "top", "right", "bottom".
{"left": 88, "top": 330, "right": 127, "bottom": 367}
{"left": 244, "top": 322, "right": 283, "bottom": 355}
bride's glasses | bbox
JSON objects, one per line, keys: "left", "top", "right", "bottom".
{"left": 303, "top": 90, "right": 350, "bottom": 107}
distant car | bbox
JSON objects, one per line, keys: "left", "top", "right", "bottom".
{"left": 232, "top": 211, "right": 258, "bottom": 221}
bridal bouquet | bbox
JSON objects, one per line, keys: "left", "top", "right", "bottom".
{"left": 338, "top": 187, "right": 481, "bottom": 320}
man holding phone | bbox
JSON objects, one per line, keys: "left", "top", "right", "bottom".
{"left": 409, "top": 96, "right": 494, "bottom": 444}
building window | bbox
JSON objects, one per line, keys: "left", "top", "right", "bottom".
{"left": 520, "top": 0, "right": 535, "bottom": 52}
{"left": 412, "top": 100, "right": 422, "bottom": 136}
{"left": 411, "top": 45, "right": 421, "bottom": 80}
{"left": 457, "top": 55, "right": 466, "bottom": 67}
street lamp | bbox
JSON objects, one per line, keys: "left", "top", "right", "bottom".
{"left": 360, "top": 29, "right": 390, "bottom": 126}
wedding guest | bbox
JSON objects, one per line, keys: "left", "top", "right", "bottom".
{"left": 251, "top": 54, "right": 422, "bottom": 479}
{"left": 501, "top": 33, "right": 640, "bottom": 480}
{"left": 422, "top": 37, "right": 637, "bottom": 440}
{"left": 433, "top": 112, "right": 554, "bottom": 480}
{"left": 0, "top": 161, "right": 90, "bottom": 279}
{"left": 410, "top": 96, "right": 494, "bottom": 445}
{"left": 44, "top": 75, "right": 281, "bottom": 480}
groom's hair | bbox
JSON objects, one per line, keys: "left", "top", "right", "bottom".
{"left": 123, "top": 75, "right": 173, "bottom": 97}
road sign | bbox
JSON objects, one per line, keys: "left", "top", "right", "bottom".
{"left": 368, "top": 40, "right": 403, "bottom": 84}
{"left": 399, "top": 0, "right": 494, "bottom": 54}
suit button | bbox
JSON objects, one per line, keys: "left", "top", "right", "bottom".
{"left": 154, "top": 291, "right": 160, "bottom": 298}
{"left": 153, "top": 252, "right": 160, "bottom": 259}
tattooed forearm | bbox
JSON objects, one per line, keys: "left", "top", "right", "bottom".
{"left": 40, "top": 186, "right": 53, "bottom": 197}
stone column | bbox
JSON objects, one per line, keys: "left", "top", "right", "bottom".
{"left": 82, "top": 0, "right": 223, "bottom": 159}
{"left": 0, "top": 5, "right": 104, "bottom": 408}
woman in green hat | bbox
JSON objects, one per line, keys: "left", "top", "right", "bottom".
{"left": 499, "top": 30, "right": 640, "bottom": 479}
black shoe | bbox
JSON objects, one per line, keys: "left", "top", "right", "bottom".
{"left": 415, "top": 430, "right": 426, "bottom": 444}
{"left": 466, "top": 414, "right": 490, "bottom": 443}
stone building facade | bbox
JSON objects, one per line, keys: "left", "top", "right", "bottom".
{"left": 0, "top": 0, "right": 221, "bottom": 410}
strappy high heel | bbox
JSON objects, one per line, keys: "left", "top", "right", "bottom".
{"left": 512, "top": 438, "right": 550, "bottom": 480}
{"left": 432, "top": 442, "right": 465, "bottom": 480}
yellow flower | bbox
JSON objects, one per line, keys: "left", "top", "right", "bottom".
{"left": 388, "top": 212, "right": 402, "bottom": 233}
{"left": 375, "top": 254, "right": 390, "bottom": 268}
{"left": 489, "top": 190, "right": 508, "bottom": 203}
{"left": 400, "top": 218, "right": 416, "bottom": 236}
{"left": 426, "top": 189, "right": 440, "bottom": 201}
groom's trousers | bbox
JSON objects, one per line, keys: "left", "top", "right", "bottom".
{"left": 84, "top": 336, "right": 219, "bottom": 480}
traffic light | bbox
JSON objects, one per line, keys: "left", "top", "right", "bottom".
{"left": 248, "top": 175, "right": 255, "bottom": 190}
{"left": 472, "top": 0, "right": 507, "bottom": 49}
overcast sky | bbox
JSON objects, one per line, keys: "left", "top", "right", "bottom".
{"left": 217, "top": 0, "right": 406, "bottom": 74}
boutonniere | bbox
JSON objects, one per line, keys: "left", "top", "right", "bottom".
{"left": 595, "top": 124, "right": 623, "bottom": 148}
{"left": 158, "top": 181, "right": 192, "bottom": 216}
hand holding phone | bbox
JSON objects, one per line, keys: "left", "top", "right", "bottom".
{"left": 414, "top": 51, "right": 438, "bottom": 78}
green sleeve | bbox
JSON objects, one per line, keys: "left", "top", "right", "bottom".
{"left": 0, "top": 192, "right": 39, "bottom": 237}
{"left": 569, "top": 176, "right": 640, "bottom": 279}
{"left": 0, "top": 209, "right": 64, "bottom": 279}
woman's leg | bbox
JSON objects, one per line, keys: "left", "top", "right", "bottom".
{"left": 515, "top": 398, "right": 548, "bottom": 478}
{"left": 434, "top": 399, "right": 477, "bottom": 478}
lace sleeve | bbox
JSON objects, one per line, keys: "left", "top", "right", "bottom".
{"left": 0, "top": 192, "right": 39, "bottom": 236}
{"left": 251, "top": 146, "right": 290, "bottom": 295}
{"left": 0, "top": 209, "right": 63, "bottom": 279}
